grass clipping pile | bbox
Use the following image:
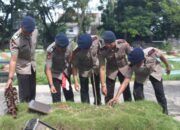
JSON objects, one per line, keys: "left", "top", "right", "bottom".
{"left": 0, "top": 101, "right": 180, "bottom": 130}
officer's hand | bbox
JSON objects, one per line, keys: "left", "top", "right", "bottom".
{"left": 50, "top": 85, "right": 57, "bottom": 93}
{"left": 101, "top": 84, "right": 107, "bottom": 96}
{"left": 166, "top": 65, "right": 171, "bottom": 75}
{"left": 74, "top": 82, "right": 80, "bottom": 92}
{"left": 5, "top": 79, "right": 13, "bottom": 89}
{"left": 107, "top": 97, "right": 119, "bottom": 107}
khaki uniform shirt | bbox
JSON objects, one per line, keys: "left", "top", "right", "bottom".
{"left": 124, "top": 47, "right": 163, "bottom": 84}
{"left": 45, "top": 42, "right": 72, "bottom": 80}
{"left": 72, "top": 39, "right": 100, "bottom": 78}
{"left": 10, "top": 28, "right": 38, "bottom": 74}
{"left": 99, "top": 40, "right": 132, "bottom": 80}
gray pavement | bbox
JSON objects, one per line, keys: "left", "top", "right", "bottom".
{"left": 0, "top": 81, "right": 180, "bottom": 121}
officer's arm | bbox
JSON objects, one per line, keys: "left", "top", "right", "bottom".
{"left": 125, "top": 41, "right": 132, "bottom": 54}
{"left": 71, "top": 50, "right": 79, "bottom": 85}
{"left": 45, "top": 50, "right": 54, "bottom": 87}
{"left": 45, "top": 65, "right": 54, "bottom": 87}
{"left": 72, "top": 67, "right": 78, "bottom": 84}
{"left": 98, "top": 49, "right": 106, "bottom": 87}
{"left": 114, "top": 78, "right": 130, "bottom": 99}
{"left": 8, "top": 55, "right": 17, "bottom": 80}
{"left": 108, "top": 77, "right": 130, "bottom": 106}
{"left": 99, "top": 64, "right": 107, "bottom": 96}
{"left": 99, "top": 64, "right": 106, "bottom": 87}
{"left": 160, "top": 54, "right": 171, "bottom": 75}
{"left": 152, "top": 48, "right": 171, "bottom": 75}
{"left": 72, "top": 66, "right": 80, "bottom": 91}
{"left": 5, "top": 55, "right": 17, "bottom": 88}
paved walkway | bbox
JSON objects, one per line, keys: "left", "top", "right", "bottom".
{"left": 0, "top": 81, "right": 180, "bottom": 121}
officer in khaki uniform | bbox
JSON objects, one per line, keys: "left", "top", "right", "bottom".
{"left": 45, "top": 33, "right": 74, "bottom": 103}
{"left": 99, "top": 31, "right": 132, "bottom": 103}
{"left": 72, "top": 34, "right": 101, "bottom": 105}
{"left": 108, "top": 47, "right": 170, "bottom": 114}
{"left": 6, "top": 16, "right": 38, "bottom": 102}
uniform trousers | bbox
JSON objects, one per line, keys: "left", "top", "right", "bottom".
{"left": 133, "top": 76, "right": 168, "bottom": 114}
{"left": 105, "top": 71, "right": 132, "bottom": 103}
{"left": 79, "top": 74, "right": 101, "bottom": 105}
{"left": 50, "top": 76, "right": 74, "bottom": 103}
{"left": 17, "top": 67, "right": 36, "bottom": 102}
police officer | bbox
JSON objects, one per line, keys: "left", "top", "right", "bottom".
{"left": 72, "top": 34, "right": 101, "bottom": 105}
{"left": 6, "top": 16, "right": 38, "bottom": 102}
{"left": 108, "top": 47, "right": 170, "bottom": 114}
{"left": 45, "top": 33, "right": 74, "bottom": 103}
{"left": 99, "top": 31, "right": 132, "bottom": 103}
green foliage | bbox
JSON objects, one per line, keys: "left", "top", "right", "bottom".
{"left": 67, "top": 0, "right": 93, "bottom": 34}
{"left": 153, "top": 42, "right": 173, "bottom": 51}
{"left": 100, "top": 0, "right": 180, "bottom": 41}
{"left": 36, "top": 52, "right": 48, "bottom": 84}
{"left": 0, "top": 0, "right": 95, "bottom": 50}
{"left": 159, "top": 0, "right": 180, "bottom": 38}
{"left": 161, "top": 42, "right": 173, "bottom": 51}
{"left": 0, "top": 101, "right": 180, "bottom": 130}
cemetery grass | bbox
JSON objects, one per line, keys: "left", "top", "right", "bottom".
{"left": 0, "top": 101, "right": 180, "bottom": 130}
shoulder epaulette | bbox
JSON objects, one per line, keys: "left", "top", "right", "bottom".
{"left": 73, "top": 47, "right": 80, "bottom": 55}
{"left": 98, "top": 39, "right": 106, "bottom": 49}
{"left": 12, "top": 32, "right": 21, "bottom": 41}
{"left": 47, "top": 42, "right": 56, "bottom": 53}
{"left": 71, "top": 47, "right": 80, "bottom": 60}
{"left": 148, "top": 48, "right": 156, "bottom": 56}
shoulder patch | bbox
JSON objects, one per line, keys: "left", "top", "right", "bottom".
{"left": 47, "top": 52, "right": 52, "bottom": 59}
{"left": 12, "top": 32, "right": 21, "bottom": 41}
{"left": 47, "top": 42, "right": 56, "bottom": 53}
{"left": 46, "top": 43, "right": 56, "bottom": 60}
{"left": 148, "top": 48, "right": 156, "bottom": 56}
{"left": 72, "top": 47, "right": 80, "bottom": 55}
{"left": 11, "top": 40, "right": 17, "bottom": 47}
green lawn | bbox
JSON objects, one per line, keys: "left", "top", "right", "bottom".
{"left": 0, "top": 101, "right": 180, "bottom": 130}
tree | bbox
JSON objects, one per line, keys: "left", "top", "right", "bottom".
{"left": 0, "top": 0, "right": 27, "bottom": 49}
{"left": 28, "top": 0, "right": 68, "bottom": 49}
{"left": 100, "top": 0, "right": 180, "bottom": 41}
{"left": 0, "top": 0, "right": 68, "bottom": 49}
{"left": 0, "top": 0, "right": 98, "bottom": 50}
{"left": 66, "top": 0, "right": 94, "bottom": 35}
{"left": 154, "top": 0, "right": 180, "bottom": 39}
{"left": 100, "top": 0, "right": 117, "bottom": 31}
